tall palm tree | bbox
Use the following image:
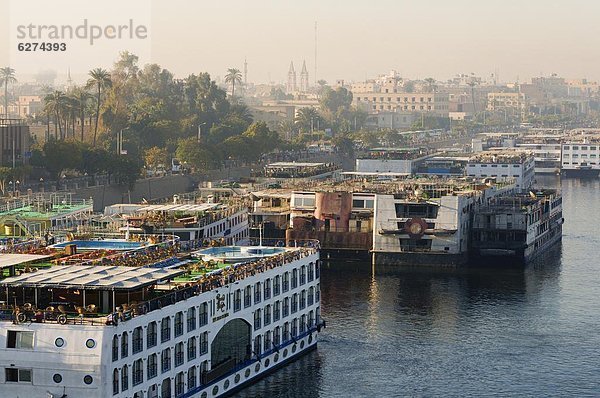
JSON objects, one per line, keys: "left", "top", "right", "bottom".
{"left": 224, "top": 68, "right": 242, "bottom": 98}
{"left": 467, "top": 80, "right": 478, "bottom": 114}
{"left": 86, "top": 68, "right": 112, "bottom": 147}
{"left": 294, "top": 107, "right": 321, "bottom": 133}
{"left": 0, "top": 67, "right": 17, "bottom": 119}
{"left": 43, "top": 91, "right": 67, "bottom": 139}
{"left": 424, "top": 77, "right": 437, "bottom": 93}
{"left": 72, "top": 87, "right": 92, "bottom": 141}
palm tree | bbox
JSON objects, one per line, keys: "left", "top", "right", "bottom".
{"left": 467, "top": 80, "right": 478, "bottom": 114}
{"left": 294, "top": 107, "right": 321, "bottom": 133}
{"left": 43, "top": 91, "right": 67, "bottom": 139}
{"left": 0, "top": 67, "right": 17, "bottom": 119}
{"left": 424, "top": 77, "right": 437, "bottom": 93}
{"left": 224, "top": 68, "right": 242, "bottom": 98}
{"left": 72, "top": 87, "right": 92, "bottom": 141}
{"left": 86, "top": 68, "right": 112, "bottom": 147}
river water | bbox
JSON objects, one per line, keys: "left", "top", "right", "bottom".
{"left": 235, "top": 176, "right": 600, "bottom": 397}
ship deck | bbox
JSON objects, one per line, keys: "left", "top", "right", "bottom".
{"left": 0, "top": 244, "right": 318, "bottom": 327}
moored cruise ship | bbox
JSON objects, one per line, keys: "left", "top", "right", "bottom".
{"left": 0, "top": 240, "right": 322, "bottom": 398}
{"left": 470, "top": 189, "right": 563, "bottom": 264}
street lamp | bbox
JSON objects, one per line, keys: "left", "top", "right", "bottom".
{"left": 198, "top": 122, "right": 207, "bottom": 143}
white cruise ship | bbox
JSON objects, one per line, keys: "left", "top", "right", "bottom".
{"left": 0, "top": 241, "right": 322, "bottom": 398}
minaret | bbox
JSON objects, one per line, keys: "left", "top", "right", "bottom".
{"left": 300, "top": 60, "right": 309, "bottom": 92}
{"left": 287, "top": 61, "right": 297, "bottom": 93}
{"left": 66, "top": 67, "right": 73, "bottom": 87}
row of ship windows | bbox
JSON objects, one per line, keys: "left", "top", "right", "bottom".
{"left": 469, "top": 164, "right": 522, "bottom": 168}
{"left": 3, "top": 368, "right": 93, "bottom": 386}
{"left": 373, "top": 105, "right": 437, "bottom": 111}
{"left": 563, "top": 154, "right": 597, "bottom": 158}
{"left": 251, "top": 287, "right": 320, "bottom": 330}
{"left": 112, "top": 310, "right": 321, "bottom": 396}
{"left": 111, "top": 282, "right": 320, "bottom": 362}
{"left": 563, "top": 146, "right": 599, "bottom": 151}
{"left": 113, "top": 335, "right": 313, "bottom": 398}
{"left": 467, "top": 174, "right": 521, "bottom": 178}
{"left": 357, "top": 97, "right": 435, "bottom": 103}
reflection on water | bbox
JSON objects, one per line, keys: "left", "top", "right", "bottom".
{"left": 234, "top": 178, "right": 600, "bottom": 397}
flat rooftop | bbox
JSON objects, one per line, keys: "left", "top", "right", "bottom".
{"left": 266, "top": 162, "right": 327, "bottom": 168}
{"left": 135, "top": 203, "right": 222, "bottom": 213}
{"left": 0, "top": 254, "right": 52, "bottom": 270}
{"left": 0, "top": 265, "right": 185, "bottom": 290}
{"left": 0, "top": 203, "right": 92, "bottom": 219}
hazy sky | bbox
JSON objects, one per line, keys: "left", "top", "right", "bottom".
{"left": 2, "top": 0, "right": 600, "bottom": 84}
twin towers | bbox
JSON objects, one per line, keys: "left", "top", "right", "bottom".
{"left": 287, "top": 60, "right": 309, "bottom": 93}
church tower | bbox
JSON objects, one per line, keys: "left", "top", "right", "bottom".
{"left": 300, "top": 60, "right": 309, "bottom": 92}
{"left": 287, "top": 61, "right": 297, "bottom": 93}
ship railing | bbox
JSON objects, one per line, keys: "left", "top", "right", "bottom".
{"left": 102, "top": 244, "right": 318, "bottom": 326}
{"left": 2, "top": 242, "right": 319, "bottom": 327}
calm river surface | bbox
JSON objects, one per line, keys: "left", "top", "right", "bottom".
{"left": 235, "top": 176, "right": 600, "bottom": 397}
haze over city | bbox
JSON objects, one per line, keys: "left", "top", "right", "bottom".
{"left": 2, "top": 0, "right": 600, "bottom": 83}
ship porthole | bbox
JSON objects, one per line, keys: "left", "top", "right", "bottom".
{"left": 300, "top": 341, "right": 305, "bottom": 349}
{"left": 255, "top": 363, "right": 261, "bottom": 372}
{"left": 83, "top": 375, "right": 93, "bottom": 385}
{"left": 245, "top": 369, "right": 251, "bottom": 378}
{"left": 224, "top": 380, "right": 230, "bottom": 390}
{"left": 55, "top": 337, "right": 65, "bottom": 348}
{"left": 292, "top": 344, "right": 297, "bottom": 353}
{"left": 308, "top": 335, "right": 313, "bottom": 344}
{"left": 53, "top": 374, "right": 62, "bottom": 383}
{"left": 264, "top": 358, "right": 270, "bottom": 367}
{"left": 283, "top": 348, "right": 288, "bottom": 358}
{"left": 274, "top": 353, "right": 279, "bottom": 362}
{"left": 85, "top": 339, "right": 96, "bottom": 349}
{"left": 212, "top": 385, "right": 219, "bottom": 396}
{"left": 234, "top": 374, "right": 241, "bottom": 384}
{"left": 201, "top": 393, "right": 207, "bottom": 398}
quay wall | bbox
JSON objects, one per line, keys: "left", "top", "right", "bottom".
{"left": 71, "top": 167, "right": 252, "bottom": 212}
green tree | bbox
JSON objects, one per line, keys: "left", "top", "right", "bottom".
{"left": 0, "top": 166, "right": 13, "bottom": 195}
{"left": 43, "top": 91, "right": 68, "bottom": 139}
{"left": 175, "top": 137, "right": 216, "bottom": 171}
{"left": 86, "top": 68, "right": 112, "bottom": 146}
{"left": 41, "top": 140, "right": 83, "bottom": 179}
{"left": 144, "top": 146, "right": 169, "bottom": 170}
{"left": 295, "top": 107, "right": 321, "bottom": 133}
{"left": 0, "top": 67, "right": 17, "bottom": 118}
{"left": 71, "top": 87, "right": 92, "bottom": 141}
{"left": 224, "top": 68, "right": 242, "bottom": 98}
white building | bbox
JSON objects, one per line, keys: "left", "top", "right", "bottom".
{"left": 560, "top": 141, "right": 600, "bottom": 177}
{"left": 467, "top": 151, "right": 535, "bottom": 190}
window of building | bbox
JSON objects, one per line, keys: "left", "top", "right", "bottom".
{"left": 121, "top": 364, "right": 129, "bottom": 392}
{"left": 6, "top": 331, "right": 33, "bottom": 349}
{"left": 200, "top": 332, "right": 208, "bottom": 355}
{"left": 133, "top": 327, "right": 143, "bottom": 354}
{"left": 161, "top": 317, "right": 171, "bottom": 343}
{"left": 147, "top": 321, "right": 157, "bottom": 348}
{"left": 199, "top": 303, "right": 208, "bottom": 326}
{"left": 161, "top": 348, "right": 171, "bottom": 373}
{"left": 187, "top": 366, "right": 197, "bottom": 391}
{"left": 175, "top": 312, "right": 184, "bottom": 337}
{"left": 147, "top": 354, "right": 157, "bottom": 379}
{"left": 121, "top": 331, "right": 129, "bottom": 358}
{"left": 5, "top": 368, "right": 31, "bottom": 383}
{"left": 133, "top": 359, "right": 143, "bottom": 386}
{"left": 175, "top": 342, "right": 184, "bottom": 367}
